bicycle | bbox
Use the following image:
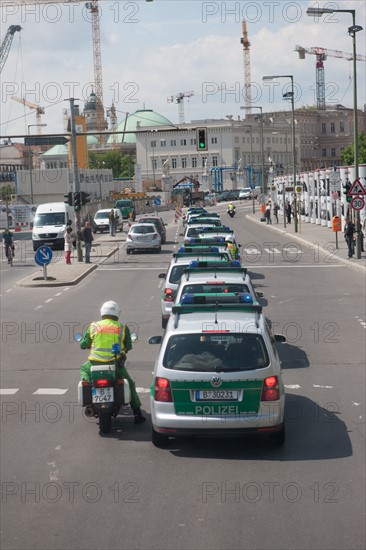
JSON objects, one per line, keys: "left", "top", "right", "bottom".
{"left": 4, "top": 244, "right": 15, "bottom": 267}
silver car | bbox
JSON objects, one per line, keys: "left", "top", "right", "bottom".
{"left": 126, "top": 223, "right": 161, "bottom": 254}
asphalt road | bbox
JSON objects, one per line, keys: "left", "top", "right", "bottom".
{"left": 1, "top": 204, "right": 365, "bottom": 550}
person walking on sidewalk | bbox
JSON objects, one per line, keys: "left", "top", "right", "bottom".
{"left": 81, "top": 221, "right": 94, "bottom": 263}
{"left": 273, "top": 203, "right": 280, "bottom": 224}
{"left": 344, "top": 218, "right": 356, "bottom": 258}
{"left": 264, "top": 203, "right": 272, "bottom": 225}
{"left": 285, "top": 202, "right": 292, "bottom": 224}
{"left": 109, "top": 209, "right": 115, "bottom": 236}
{"left": 64, "top": 226, "right": 73, "bottom": 264}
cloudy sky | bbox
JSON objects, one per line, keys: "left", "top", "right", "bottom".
{"left": 1, "top": 0, "right": 365, "bottom": 138}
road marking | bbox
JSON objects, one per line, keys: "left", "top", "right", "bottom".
{"left": 55, "top": 293, "right": 62, "bottom": 297}
{"left": 45, "top": 298, "right": 53, "bottom": 303}
{"left": 0, "top": 389, "right": 19, "bottom": 395}
{"left": 33, "top": 388, "right": 68, "bottom": 395}
{"left": 248, "top": 264, "right": 345, "bottom": 268}
{"left": 136, "top": 387, "right": 150, "bottom": 393}
{"left": 284, "top": 384, "right": 301, "bottom": 389}
{"left": 98, "top": 267, "right": 168, "bottom": 271}
{"left": 6, "top": 288, "right": 13, "bottom": 292}
{"left": 264, "top": 248, "right": 282, "bottom": 254}
{"left": 158, "top": 279, "right": 163, "bottom": 288}
{"left": 313, "top": 384, "right": 333, "bottom": 389}
{"left": 35, "top": 305, "right": 42, "bottom": 310}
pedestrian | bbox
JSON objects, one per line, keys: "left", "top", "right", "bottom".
{"left": 81, "top": 221, "right": 94, "bottom": 263}
{"left": 285, "top": 202, "right": 292, "bottom": 224}
{"left": 64, "top": 226, "right": 73, "bottom": 264}
{"left": 109, "top": 209, "right": 115, "bottom": 236}
{"left": 264, "top": 203, "right": 272, "bottom": 225}
{"left": 273, "top": 203, "right": 280, "bottom": 224}
{"left": 344, "top": 217, "right": 356, "bottom": 258}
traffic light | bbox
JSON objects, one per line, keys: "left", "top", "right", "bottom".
{"left": 81, "top": 191, "right": 90, "bottom": 206}
{"left": 196, "top": 127, "right": 208, "bottom": 151}
{"left": 343, "top": 181, "right": 352, "bottom": 203}
{"left": 74, "top": 192, "right": 81, "bottom": 211}
{"left": 64, "top": 192, "right": 73, "bottom": 206}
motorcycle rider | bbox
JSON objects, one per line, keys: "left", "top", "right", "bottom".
{"left": 79, "top": 300, "right": 146, "bottom": 424}
{"left": 227, "top": 202, "right": 236, "bottom": 214}
{"left": 225, "top": 234, "right": 238, "bottom": 260}
{"left": 2, "top": 228, "right": 15, "bottom": 263}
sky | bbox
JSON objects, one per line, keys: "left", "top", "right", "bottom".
{"left": 0, "top": 0, "right": 365, "bottom": 138}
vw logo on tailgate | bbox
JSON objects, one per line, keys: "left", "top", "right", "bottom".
{"left": 211, "top": 376, "right": 222, "bottom": 388}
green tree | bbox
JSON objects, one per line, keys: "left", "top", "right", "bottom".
{"left": 0, "top": 184, "right": 15, "bottom": 201}
{"left": 88, "top": 151, "right": 135, "bottom": 179}
{"left": 340, "top": 132, "right": 366, "bottom": 165}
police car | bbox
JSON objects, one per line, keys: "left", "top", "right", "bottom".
{"left": 184, "top": 224, "right": 233, "bottom": 240}
{"left": 149, "top": 294, "right": 286, "bottom": 447}
{"left": 158, "top": 256, "right": 241, "bottom": 329}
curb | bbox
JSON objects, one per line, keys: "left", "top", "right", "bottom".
{"left": 245, "top": 214, "right": 366, "bottom": 273}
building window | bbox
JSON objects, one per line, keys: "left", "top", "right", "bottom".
{"left": 170, "top": 139, "right": 176, "bottom": 146}
{"left": 212, "top": 156, "right": 218, "bottom": 167}
{"left": 152, "top": 159, "right": 157, "bottom": 169}
{"left": 151, "top": 140, "right": 156, "bottom": 147}
{"left": 330, "top": 122, "right": 335, "bottom": 133}
{"left": 161, "top": 159, "right": 167, "bottom": 167}
{"left": 340, "top": 121, "right": 345, "bottom": 133}
{"left": 322, "top": 148, "right": 327, "bottom": 157}
{"left": 192, "top": 157, "right": 197, "bottom": 168}
{"left": 267, "top": 137, "right": 271, "bottom": 144}
{"left": 172, "top": 158, "right": 177, "bottom": 169}
{"left": 331, "top": 148, "right": 336, "bottom": 157}
{"left": 321, "top": 123, "right": 326, "bottom": 134}
{"left": 190, "top": 138, "right": 196, "bottom": 146}
{"left": 202, "top": 156, "right": 207, "bottom": 167}
{"left": 180, "top": 139, "right": 186, "bottom": 146}
{"left": 235, "top": 136, "right": 239, "bottom": 143}
{"left": 160, "top": 140, "right": 166, "bottom": 147}
{"left": 211, "top": 137, "right": 218, "bottom": 144}
{"left": 182, "top": 158, "right": 187, "bottom": 168}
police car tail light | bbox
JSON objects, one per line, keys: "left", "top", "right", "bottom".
{"left": 154, "top": 377, "right": 173, "bottom": 402}
{"left": 95, "top": 379, "right": 110, "bottom": 387}
{"left": 261, "top": 376, "right": 280, "bottom": 401}
{"left": 164, "top": 288, "right": 175, "bottom": 302}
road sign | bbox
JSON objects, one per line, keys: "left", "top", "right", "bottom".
{"left": 25, "top": 136, "right": 69, "bottom": 147}
{"left": 347, "top": 178, "right": 366, "bottom": 196}
{"left": 153, "top": 197, "right": 161, "bottom": 206}
{"left": 295, "top": 185, "right": 302, "bottom": 194}
{"left": 285, "top": 186, "right": 294, "bottom": 192}
{"left": 249, "top": 182, "right": 256, "bottom": 190}
{"left": 329, "top": 172, "right": 341, "bottom": 191}
{"left": 35, "top": 246, "right": 53, "bottom": 266}
{"left": 351, "top": 196, "right": 365, "bottom": 211}
{"left": 332, "top": 191, "right": 339, "bottom": 200}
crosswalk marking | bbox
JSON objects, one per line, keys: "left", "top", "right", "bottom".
{"left": 0, "top": 389, "right": 19, "bottom": 395}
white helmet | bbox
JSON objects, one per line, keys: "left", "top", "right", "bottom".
{"left": 225, "top": 235, "right": 234, "bottom": 243}
{"left": 100, "top": 301, "right": 121, "bottom": 318}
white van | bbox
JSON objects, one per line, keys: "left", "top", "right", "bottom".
{"left": 32, "top": 202, "right": 73, "bottom": 251}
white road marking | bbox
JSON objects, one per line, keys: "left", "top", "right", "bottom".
{"left": 64, "top": 287, "right": 70, "bottom": 291}
{"left": 278, "top": 299, "right": 293, "bottom": 305}
{"left": 6, "top": 288, "right": 13, "bottom": 292}
{"left": 0, "top": 389, "right": 19, "bottom": 395}
{"left": 45, "top": 298, "right": 53, "bottom": 303}
{"left": 264, "top": 248, "right": 282, "bottom": 254}
{"left": 136, "top": 387, "right": 150, "bottom": 393}
{"left": 55, "top": 293, "right": 62, "bottom": 297}
{"left": 352, "top": 402, "right": 361, "bottom": 406}
{"left": 33, "top": 388, "right": 68, "bottom": 395}
{"left": 35, "top": 305, "right": 42, "bottom": 310}
{"left": 313, "top": 384, "right": 333, "bottom": 389}
{"left": 98, "top": 267, "right": 168, "bottom": 271}
{"left": 158, "top": 279, "right": 163, "bottom": 288}
{"left": 284, "top": 384, "right": 301, "bottom": 389}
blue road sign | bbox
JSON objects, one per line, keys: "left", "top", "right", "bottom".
{"left": 35, "top": 246, "right": 53, "bottom": 266}
{"left": 153, "top": 198, "right": 161, "bottom": 206}
{"left": 249, "top": 182, "right": 255, "bottom": 190}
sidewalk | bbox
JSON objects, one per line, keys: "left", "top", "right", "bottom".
{"left": 246, "top": 211, "right": 366, "bottom": 273}
{"left": 17, "top": 232, "right": 127, "bottom": 287}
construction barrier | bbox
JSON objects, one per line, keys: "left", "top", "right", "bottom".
{"left": 174, "top": 207, "right": 182, "bottom": 223}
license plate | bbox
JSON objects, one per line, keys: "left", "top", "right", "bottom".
{"left": 137, "top": 236, "right": 149, "bottom": 241}
{"left": 92, "top": 387, "right": 114, "bottom": 403}
{"left": 195, "top": 390, "right": 238, "bottom": 401}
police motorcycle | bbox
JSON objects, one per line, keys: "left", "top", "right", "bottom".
{"left": 76, "top": 333, "right": 137, "bottom": 435}
{"left": 227, "top": 204, "right": 236, "bottom": 218}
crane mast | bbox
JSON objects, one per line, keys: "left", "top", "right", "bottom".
{"left": 240, "top": 20, "right": 251, "bottom": 115}
{"left": 167, "top": 91, "right": 194, "bottom": 124}
{"left": 0, "top": 25, "right": 22, "bottom": 74}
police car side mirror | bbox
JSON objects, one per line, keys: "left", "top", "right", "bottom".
{"left": 158, "top": 273, "right": 166, "bottom": 279}
{"left": 74, "top": 333, "right": 82, "bottom": 342}
{"left": 149, "top": 336, "right": 162, "bottom": 345}
{"left": 274, "top": 334, "right": 286, "bottom": 343}
{"left": 256, "top": 291, "right": 264, "bottom": 298}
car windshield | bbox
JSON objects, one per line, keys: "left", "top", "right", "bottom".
{"left": 163, "top": 334, "right": 269, "bottom": 372}
{"left": 34, "top": 213, "right": 66, "bottom": 226}
{"left": 142, "top": 218, "right": 161, "bottom": 228}
{"left": 179, "top": 283, "right": 250, "bottom": 296}
{"left": 131, "top": 225, "right": 155, "bottom": 234}
{"left": 169, "top": 264, "right": 189, "bottom": 284}
{"left": 95, "top": 211, "right": 110, "bottom": 219}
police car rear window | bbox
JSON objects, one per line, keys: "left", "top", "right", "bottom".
{"left": 180, "top": 283, "right": 249, "bottom": 295}
{"left": 163, "top": 334, "right": 269, "bottom": 372}
{"left": 169, "top": 265, "right": 189, "bottom": 284}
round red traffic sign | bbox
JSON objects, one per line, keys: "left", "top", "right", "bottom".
{"left": 351, "top": 196, "right": 365, "bottom": 211}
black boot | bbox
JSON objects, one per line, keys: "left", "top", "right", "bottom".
{"left": 132, "top": 408, "right": 146, "bottom": 424}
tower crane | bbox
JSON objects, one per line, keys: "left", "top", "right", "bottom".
{"left": 240, "top": 19, "right": 251, "bottom": 115}
{"left": 0, "top": 25, "right": 22, "bottom": 74}
{"left": 11, "top": 96, "right": 45, "bottom": 132}
{"left": 295, "top": 45, "right": 366, "bottom": 110}
{"left": 167, "top": 91, "right": 194, "bottom": 124}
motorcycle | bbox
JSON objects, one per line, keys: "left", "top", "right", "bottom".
{"left": 227, "top": 208, "right": 236, "bottom": 218}
{"left": 76, "top": 333, "right": 137, "bottom": 435}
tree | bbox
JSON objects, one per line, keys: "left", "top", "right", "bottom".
{"left": 340, "top": 132, "right": 366, "bottom": 166}
{"left": 0, "top": 184, "right": 15, "bottom": 201}
{"left": 88, "top": 151, "right": 135, "bottom": 179}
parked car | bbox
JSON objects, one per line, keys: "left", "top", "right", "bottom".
{"left": 93, "top": 208, "right": 123, "bottom": 233}
{"left": 138, "top": 216, "right": 167, "bottom": 244}
{"left": 126, "top": 223, "right": 161, "bottom": 254}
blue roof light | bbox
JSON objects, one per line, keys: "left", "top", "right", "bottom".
{"left": 230, "top": 260, "right": 241, "bottom": 267}
{"left": 239, "top": 293, "right": 253, "bottom": 303}
{"left": 181, "top": 294, "right": 195, "bottom": 304}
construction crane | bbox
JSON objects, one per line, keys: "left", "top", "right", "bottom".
{"left": 167, "top": 91, "right": 194, "bottom": 124}
{"left": 11, "top": 96, "right": 45, "bottom": 132}
{"left": 295, "top": 45, "right": 366, "bottom": 110}
{"left": 107, "top": 102, "right": 118, "bottom": 149}
{"left": 240, "top": 19, "right": 252, "bottom": 115}
{"left": 0, "top": 25, "right": 22, "bottom": 74}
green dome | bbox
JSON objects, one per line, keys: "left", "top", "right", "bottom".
{"left": 41, "top": 144, "right": 68, "bottom": 157}
{"left": 107, "top": 109, "right": 173, "bottom": 145}
{"left": 87, "top": 135, "right": 99, "bottom": 145}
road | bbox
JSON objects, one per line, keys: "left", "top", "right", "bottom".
{"left": 1, "top": 205, "right": 365, "bottom": 550}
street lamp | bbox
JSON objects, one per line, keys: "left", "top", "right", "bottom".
{"left": 272, "top": 131, "right": 288, "bottom": 228}
{"left": 263, "top": 75, "right": 298, "bottom": 232}
{"left": 241, "top": 106, "right": 265, "bottom": 194}
{"left": 27, "top": 123, "right": 47, "bottom": 204}
{"left": 307, "top": 6, "right": 363, "bottom": 259}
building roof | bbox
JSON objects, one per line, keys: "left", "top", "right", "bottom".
{"left": 107, "top": 109, "right": 173, "bottom": 145}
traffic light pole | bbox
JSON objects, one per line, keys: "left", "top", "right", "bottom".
{"left": 67, "top": 98, "right": 83, "bottom": 262}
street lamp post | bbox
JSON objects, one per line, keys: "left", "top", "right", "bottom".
{"left": 241, "top": 106, "right": 265, "bottom": 195}
{"left": 263, "top": 75, "right": 298, "bottom": 232}
{"left": 272, "top": 131, "right": 289, "bottom": 226}
{"left": 306, "top": 6, "right": 363, "bottom": 259}
{"left": 27, "top": 123, "right": 47, "bottom": 204}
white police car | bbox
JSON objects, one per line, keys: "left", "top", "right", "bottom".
{"left": 149, "top": 294, "right": 286, "bottom": 447}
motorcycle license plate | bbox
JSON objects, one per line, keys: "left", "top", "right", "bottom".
{"left": 92, "top": 387, "right": 114, "bottom": 403}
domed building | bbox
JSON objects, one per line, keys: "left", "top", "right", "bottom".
{"left": 107, "top": 109, "right": 173, "bottom": 149}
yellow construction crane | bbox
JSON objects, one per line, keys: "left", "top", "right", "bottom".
{"left": 11, "top": 96, "right": 45, "bottom": 132}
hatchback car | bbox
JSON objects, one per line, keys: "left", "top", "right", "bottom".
{"left": 149, "top": 296, "right": 286, "bottom": 447}
{"left": 239, "top": 188, "right": 252, "bottom": 200}
{"left": 126, "top": 223, "right": 161, "bottom": 254}
{"left": 138, "top": 216, "right": 167, "bottom": 244}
